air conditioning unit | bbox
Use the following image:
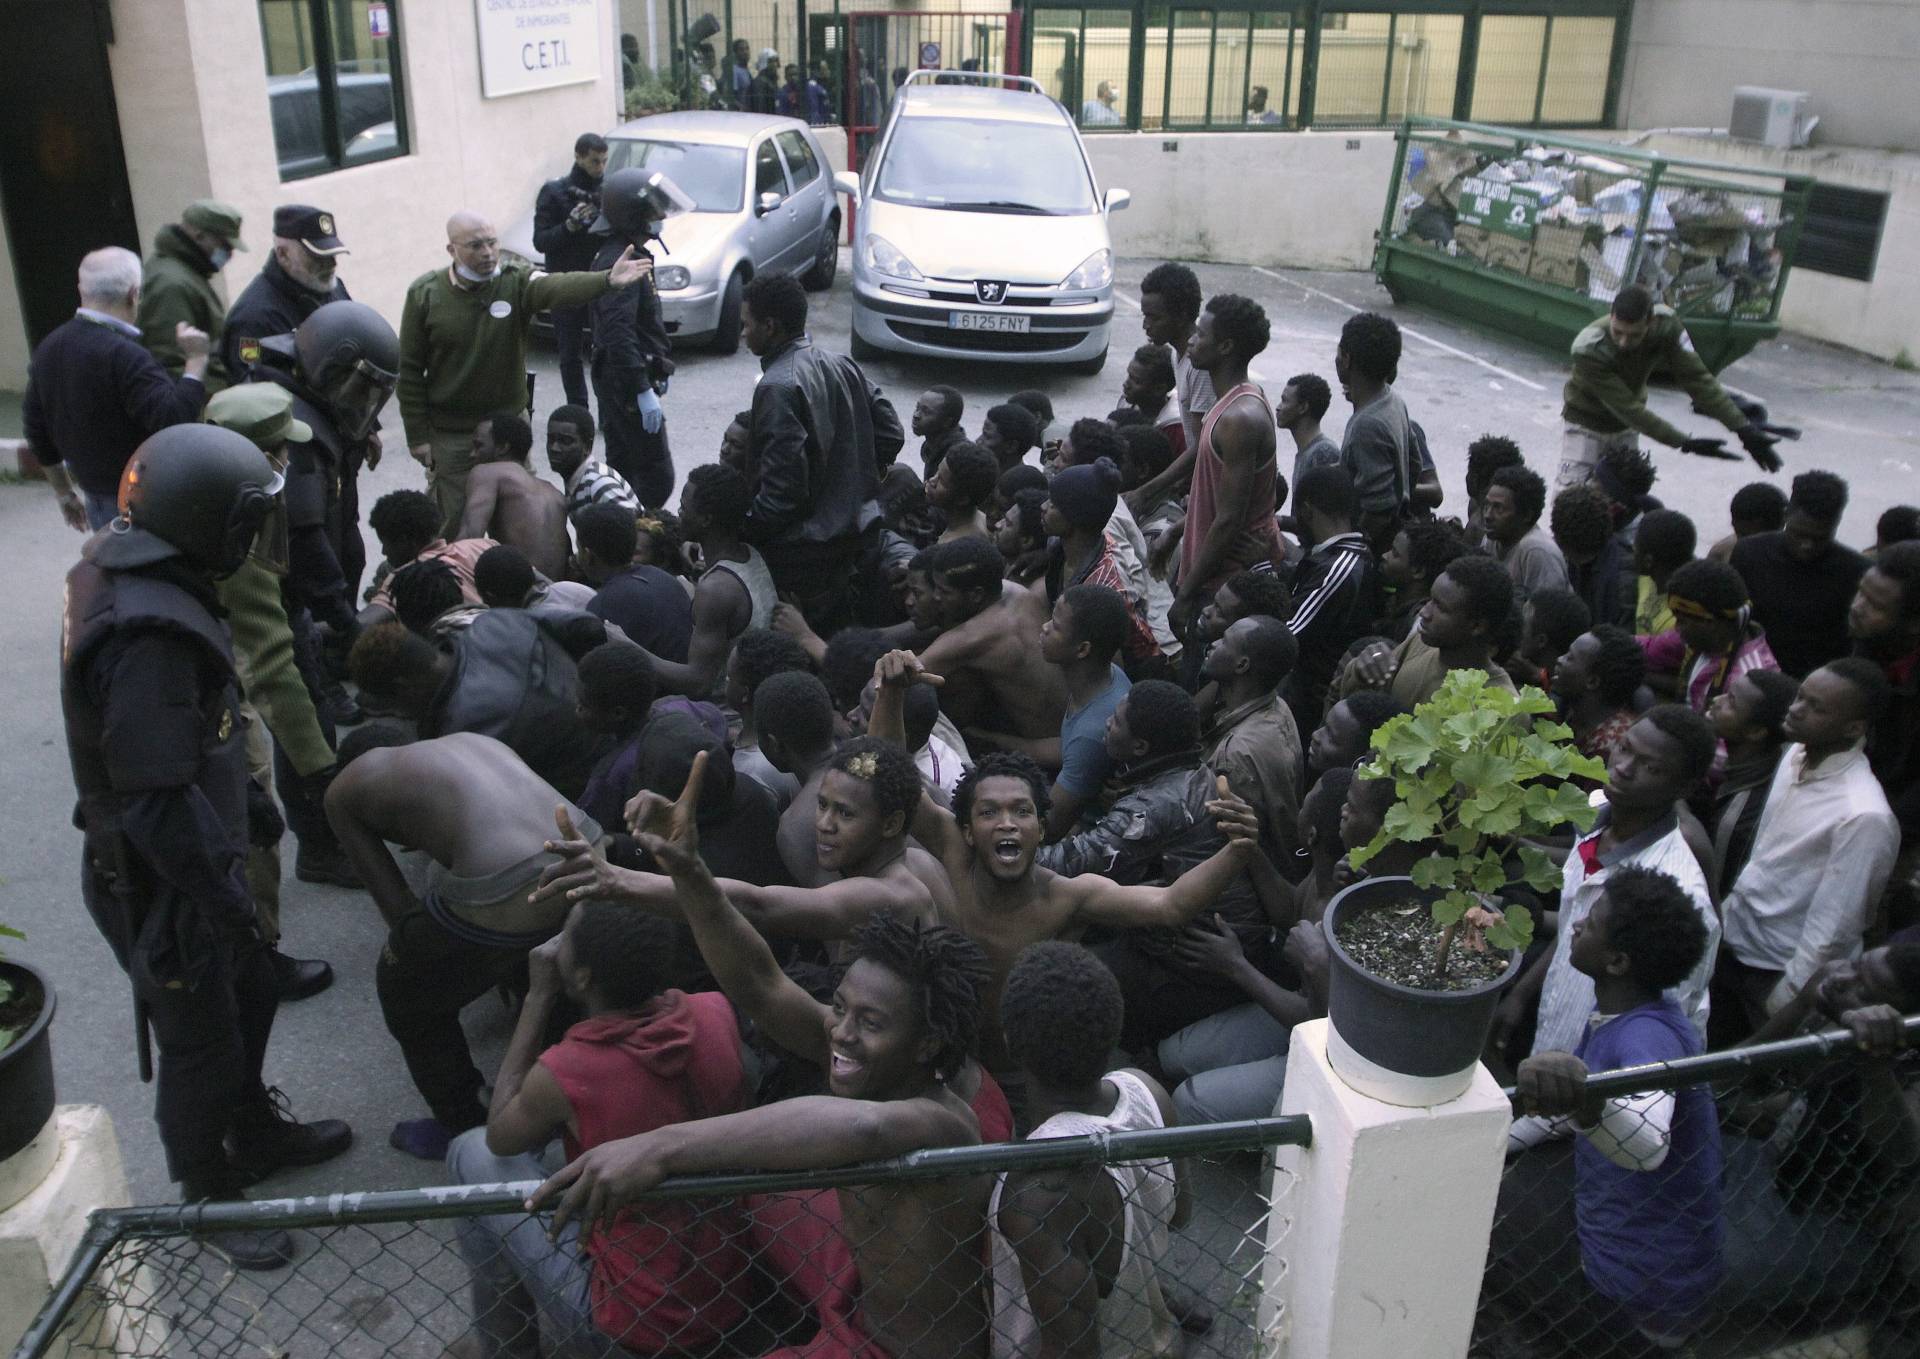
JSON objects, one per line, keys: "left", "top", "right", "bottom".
{"left": 1729, "top": 87, "right": 1813, "bottom": 148}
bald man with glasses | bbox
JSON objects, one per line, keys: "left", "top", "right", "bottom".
{"left": 397, "top": 211, "right": 652, "bottom": 533}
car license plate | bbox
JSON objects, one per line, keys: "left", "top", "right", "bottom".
{"left": 949, "top": 311, "right": 1030, "bottom": 333}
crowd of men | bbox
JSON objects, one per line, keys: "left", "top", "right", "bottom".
{"left": 24, "top": 169, "right": 1920, "bottom": 1358}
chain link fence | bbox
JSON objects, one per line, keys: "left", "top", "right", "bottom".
{"left": 1476, "top": 1016, "right": 1920, "bottom": 1359}
{"left": 14, "top": 1117, "right": 1306, "bottom": 1359}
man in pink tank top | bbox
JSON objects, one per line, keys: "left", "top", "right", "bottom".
{"left": 1171, "top": 294, "right": 1280, "bottom": 641}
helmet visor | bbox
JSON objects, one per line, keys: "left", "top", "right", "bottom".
{"left": 326, "top": 357, "right": 398, "bottom": 441}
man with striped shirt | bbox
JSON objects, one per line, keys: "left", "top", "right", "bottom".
{"left": 545, "top": 405, "right": 640, "bottom": 520}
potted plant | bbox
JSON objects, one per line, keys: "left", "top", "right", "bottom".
{"left": 0, "top": 923, "right": 58, "bottom": 1175}
{"left": 1321, "top": 671, "right": 1604, "bottom": 1106}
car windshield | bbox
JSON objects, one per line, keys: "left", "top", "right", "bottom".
{"left": 608, "top": 140, "right": 746, "bottom": 213}
{"left": 874, "top": 116, "right": 1096, "bottom": 214}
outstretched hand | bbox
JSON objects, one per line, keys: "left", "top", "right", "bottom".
{"left": 529, "top": 805, "right": 626, "bottom": 906}
{"left": 629, "top": 749, "right": 707, "bottom": 875}
{"left": 606, "top": 245, "right": 653, "bottom": 289}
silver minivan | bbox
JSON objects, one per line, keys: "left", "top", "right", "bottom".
{"left": 502, "top": 112, "right": 839, "bottom": 354}
{"left": 836, "top": 73, "right": 1129, "bottom": 374}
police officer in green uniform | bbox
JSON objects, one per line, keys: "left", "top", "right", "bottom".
{"left": 205, "top": 385, "right": 343, "bottom": 1003}
{"left": 61, "top": 425, "right": 351, "bottom": 1270}
{"left": 1559, "top": 283, "right": 1783, "bottom": 490}
{"left": 137, "top": 199, "right": 246, "bottom": 390}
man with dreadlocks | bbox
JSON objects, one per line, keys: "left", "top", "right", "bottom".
{"left": 531, "top": 752, "right": 1003, "bottom": 1359}
{"left": 534, "top": 735, "right": 951, "bottom": 955}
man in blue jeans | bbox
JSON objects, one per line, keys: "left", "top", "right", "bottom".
{"left": 25, "top": 247, "right": 210, "bottom": 531}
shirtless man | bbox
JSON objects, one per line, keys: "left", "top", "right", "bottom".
{"left": 323, "top": 729, "right": 610, "bottom": 1159}
{"left": 918, "top": 535, "right": 1068, "bottom": 742}
{"left": 530, "top": 753, "right": 998, "bottom": 1359}
{"left": 455, "top": 412, "right": 570, "bottom": 580}
{"left": 536, "top": 734, "right": 953, "bottom": 950}
{"left": 869, "top": 650, "right": 1257, "bottom": 1073}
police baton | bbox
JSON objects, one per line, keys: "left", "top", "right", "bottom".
{"left": 135, "top": 993, "right": 153, "bottom": 1083}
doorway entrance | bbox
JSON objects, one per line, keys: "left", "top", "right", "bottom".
{"left": 0, "top": 0, "right": 143, "bottom": 351}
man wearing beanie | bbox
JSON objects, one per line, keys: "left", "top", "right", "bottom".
{"left": 1047, "top": 458, "right": 1162, "bottom": 675}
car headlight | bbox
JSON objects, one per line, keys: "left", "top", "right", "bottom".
{"left": 863, "top": 235, "right": 924, "bottom": 282}
{"left": 1062, "top": 249, "right": 1113, "bottom": 291}
{"left": 654, "top": 264, "right": 692, "bottom": 291}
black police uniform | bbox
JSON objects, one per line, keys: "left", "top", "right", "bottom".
{"left": 589, "top": 231, "right": 674, "bottom": 507}
{"left": 61, "top": 548, "right": 279, "bottom": 1193}
{"left": 533, "top": 164, "right": 605, "bottom": 408}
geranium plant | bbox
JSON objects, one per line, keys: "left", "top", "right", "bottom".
{"left": 1346, "top": 670, "right": 1607, "bottom": 979}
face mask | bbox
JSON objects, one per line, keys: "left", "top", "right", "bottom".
{"left": 208, "top": 246, "right": 233, "bottom": 269}
{"left": 453, "top": 261, "right": 502, "bottom": 284}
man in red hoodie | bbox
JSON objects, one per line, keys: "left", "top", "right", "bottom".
{"left": 446, "top": 900, "right": 751, "bottom": 1359}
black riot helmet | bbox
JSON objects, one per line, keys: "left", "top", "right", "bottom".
{"left": 105, "top": 424, "right": 282, "bottom": 578}
{"left": 293, "top": 299, "right": 399, "bottom": 441}
{"left": 593, "top": 168, "right": 694, "bottom": 240}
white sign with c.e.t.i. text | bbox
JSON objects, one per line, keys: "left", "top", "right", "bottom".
{"left": 474, "top": 0, "right": 604, "bottom": 98}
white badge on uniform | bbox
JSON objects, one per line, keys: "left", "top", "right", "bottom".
{"left": 488, "top": 300, "right": 513, "bottom": 320}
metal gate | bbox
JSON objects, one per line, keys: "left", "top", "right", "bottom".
{"left": 810, "top": 9, "right": 1024, "bottom": 173}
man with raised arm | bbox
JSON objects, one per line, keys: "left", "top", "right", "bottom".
{"left": 529, "top": 753, "right": 1000, "bottom": 1359}
{"left": 535, "top": 734, "right": 953, "bottom": 950}
{"left": 867, "top": 650, "right": 1259, "bottom": 1078}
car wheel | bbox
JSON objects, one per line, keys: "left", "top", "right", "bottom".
{"left": 1069, "top": 346, "right": 1109, "bottom": 377}
{"left": 850, "top": 327, "right": 882, "bottom": 362}
{"left": 800, "top": 218, "right": 839, "bottom": 291}
{"left": 710, "top": 270, "right": 745, "bottom": 355}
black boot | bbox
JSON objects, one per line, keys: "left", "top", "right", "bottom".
{"left": 294, "top": 841, "right": 363, "bottom": 889}
{"left": 225, "top": 1087, "right": 353, "bottom": 1187}
{"left": 267, "top": 948, "right": 334, "bottom": 1002}
{"left": 178, "top": 1179, "right": 296, "bottom": 1272}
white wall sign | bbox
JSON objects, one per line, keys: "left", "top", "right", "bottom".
{"left": 474, "top": 0, "right": 604, "bottom": 99}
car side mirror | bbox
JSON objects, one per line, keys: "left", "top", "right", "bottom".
{"left": 833, "top": 171, "right": 862, "bottom": 205}
{"left": 1104, "top": 187, "right": 1132, "bottom": 213}
{"left": 757, "top": 191, "right": 784, "bottom": 215}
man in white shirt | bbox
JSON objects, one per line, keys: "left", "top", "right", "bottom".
{"left": 1718, "top": 658, "right": 1899, "bottom": 1029}
{"left": 1495, "top": 705, "right": 1722, "bottom": 1060}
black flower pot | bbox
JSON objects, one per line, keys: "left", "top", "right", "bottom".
{"left": 0, "top": 959, "right": 57, "bottom": 1164}
{"left": 1322, "top": 876, "right": 1519, "bottom": 1107}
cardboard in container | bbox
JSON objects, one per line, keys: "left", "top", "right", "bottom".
{"left": 1484, "top": 232, "right": 1534, "bottom": 275}
{"left": 1452, "top": 222, "right": 1493, "bottom": 263}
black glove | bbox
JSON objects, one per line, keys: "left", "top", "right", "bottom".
{"left": 1677, "top": 437, "right": 1740, "bottom": 460}
{"left": 1738, "top": 426, "right": 1784, "bottom": 473}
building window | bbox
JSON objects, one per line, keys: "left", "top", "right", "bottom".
{"left": 258, "top": 0, "right": 410, "bottom": 180}
{"left": 1797, "top": 184, "right": 1888, "bottom": 283}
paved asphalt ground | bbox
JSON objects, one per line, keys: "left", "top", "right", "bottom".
{"left": 3, "top": 254, "right": 1918, "bottom": 1209}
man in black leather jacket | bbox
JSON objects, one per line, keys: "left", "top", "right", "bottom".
{"left": 532, "top": 133, "right": 608, "bottom": 407}
{"left": 1037, "top": 679, "right": 1264, "bottom": 1050}
{"left": 738, "top": 274, "right": 903, "bottom": 634}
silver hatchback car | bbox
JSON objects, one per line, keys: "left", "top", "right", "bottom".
{"left": 837, "top": 73, "right": 1129, "bottom": 374}
{"left": 502, "top": 112, "right": 840, "bottom": 354}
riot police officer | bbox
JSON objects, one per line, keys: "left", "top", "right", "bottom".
{"left": 588, "top": 168, "right": 688, "bottom": 508}
{"left": 61, "top": 424, "right": 351, "bottom": 1270}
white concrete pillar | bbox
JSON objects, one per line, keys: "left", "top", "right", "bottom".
{"left": 0, "top": 1105, "right": 144, "bottom": 1358}
{"left": 1258, "top": 1020, "right": 1511, "bottom": 1359}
